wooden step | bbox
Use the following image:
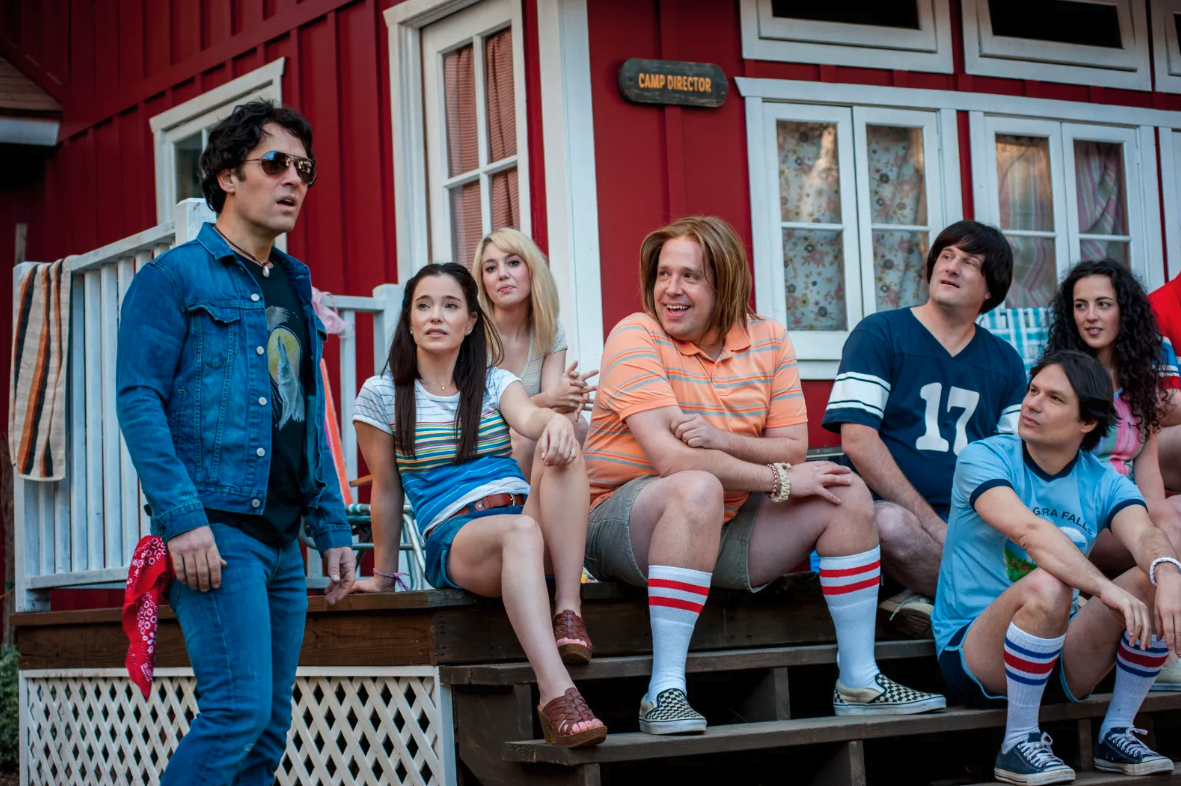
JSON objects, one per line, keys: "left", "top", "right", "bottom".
{"left": 978, "top": 766, "right": 1181, "bottom": 784}
{"left": 503, "top": 692, "right": 1181, "bottom": 766}
{"left": 440, "top": 639, "right": 934, "bottom": 685}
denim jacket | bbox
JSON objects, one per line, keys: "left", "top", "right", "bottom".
{"left": 116, "top": 223, "right": 351, "bottom": 552}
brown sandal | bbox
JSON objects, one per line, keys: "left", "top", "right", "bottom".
{"left": 553, "top": 610, "right": 593, "bottom": 665}
{"left": 538, "top": 687, "right": 608, "bottom": 748}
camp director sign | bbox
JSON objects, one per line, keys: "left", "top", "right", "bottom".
{"left": 617, "top": 58, "right": 728, "bottom": 108}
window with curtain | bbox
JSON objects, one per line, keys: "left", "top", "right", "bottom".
{"left": 996, "top": 134, "right": 1058, "bottom": 308}
{"left": 422, "top": 0, "right": 529, "bottom": 268}
{"left": 760, "top": 104, "right": 950, "bottom": 363}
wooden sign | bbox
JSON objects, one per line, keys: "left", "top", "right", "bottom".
{"left": 618, "top": 58, "right": 728, "bottom": 108}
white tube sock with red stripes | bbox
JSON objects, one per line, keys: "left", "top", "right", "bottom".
{"left": 645, "top": 565, "right": 711, "bottom": 701}
{"left": 819, "top": 546, "right": 882, "bottom": 689}
{"left": 1002, "top": 623, "right": 1064, "bottom": 752}
{"left": 1100, "top": 634, "right": 1169, "bottom": 738}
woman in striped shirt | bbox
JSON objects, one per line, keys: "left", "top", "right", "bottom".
{"left": 475, "top": 228, "right": 596, "bottom": 480}
{"left": 351, "top": 263, "right": 606, "bottom": 748}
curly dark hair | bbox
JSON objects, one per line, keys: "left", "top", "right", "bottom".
{"left": 1030, "top": 350, "right": 1116, "bottom": 453}
{"left": 1043, "top": 258, "right": 1163, "bottom": 436}
{"left": 199, "top": 99, "right": 315, "bottom": 214}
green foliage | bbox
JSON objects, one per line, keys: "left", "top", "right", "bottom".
{"left": 0, "top": 646, "right": 17, "bottom": 768}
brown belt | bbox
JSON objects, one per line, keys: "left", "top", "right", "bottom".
{"left": 449, "top": 492, "right": 527, "bottom": 520}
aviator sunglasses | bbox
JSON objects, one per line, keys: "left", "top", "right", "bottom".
{"left": 241, "top": 150, "right": 318, "bottom": 186}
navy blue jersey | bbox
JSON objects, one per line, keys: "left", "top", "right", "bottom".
{"left": 822, "top": 309, "right": 1027, "bottom": 507}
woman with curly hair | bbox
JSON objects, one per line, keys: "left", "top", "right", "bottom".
{"left": 1043, "top": 259, "right": 1181, "bottom": 572}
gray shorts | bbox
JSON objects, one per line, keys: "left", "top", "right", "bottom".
{"left": 584, "top": 474, "right": 765, "bottom": 592}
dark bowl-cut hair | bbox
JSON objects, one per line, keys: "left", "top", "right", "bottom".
{"left": 925, "top": 221, "right": 1013, "bottom": 314}
{"left": 199, "top": 99, "right": 315, "bottom": 214}
{"left": 1029, "top": 349, "right": 1115, "bottom": 452}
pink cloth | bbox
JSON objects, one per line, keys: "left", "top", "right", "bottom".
{"left": 312, "top": 287, "right": 351, "bottom": 337}
{"left": 123, "top": 536, "right": 173, "bottom": 697}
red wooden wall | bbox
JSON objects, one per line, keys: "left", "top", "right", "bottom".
{"left": 584, "top": 0, "right": 1181, "bottom": 448}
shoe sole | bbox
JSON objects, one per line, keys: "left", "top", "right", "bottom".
{"left": 879, "top": 605, "right": 933, "bottom": 639}
{"left": 993, "top": 766, "right": 1076, "bottom": 785}
{"left": 1094, "top": 757, "right": 1174, "bottom": 776}
{"left": 1150, "top": 682, "right": 1181, "bottom": 691}
{"left": 639, "top": 718, "right": 708, "bottom": 735}
{"left": 833, "top": 696, "right": 947, "bottom": 716}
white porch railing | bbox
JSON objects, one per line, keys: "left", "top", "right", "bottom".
{"left": 13, "top": 199, "right": 402, "bottom": 612}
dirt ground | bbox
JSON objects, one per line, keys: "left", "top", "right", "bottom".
{"left": 0, "top": 770, "right": 17, "bottom": 786}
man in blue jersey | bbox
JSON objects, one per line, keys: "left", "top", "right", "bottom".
{"left": 823, "top": 221, "right": 1026, "bottom": 633}
{"left": 934, "top": 350, "right": 1181, "bottom": 784}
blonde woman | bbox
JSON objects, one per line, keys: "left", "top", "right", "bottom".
{"left": 475, "top": 228, "right": 596, "bottom": 479}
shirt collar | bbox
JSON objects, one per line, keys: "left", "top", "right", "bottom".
{"left": 196, "top": 221, "right": 307, "bottom": 280}
{"left": 670, "top": 320, "right": 752, "bottom": 359}
{"left": 1022, "top": 440, "right": 1080, "bottom": 481}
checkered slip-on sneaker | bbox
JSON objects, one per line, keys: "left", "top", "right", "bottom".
{"left": 1094, "top": 727, "right": 1174, "bottom": 776}
{"left": 638, "top": 688, "right": 707, "bottom": 735}
{"left": 995, "top": 732, "right": 1075, "bottom": 785}
{"left": 832, "top": 672, "right": 946, "bottom": 716}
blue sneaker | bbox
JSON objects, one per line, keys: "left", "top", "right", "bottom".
{"left": 994, "top": 732, "right": 1075, "bottom": 785}
{"left": 1094, "top": 727, "right": 1174, "bottom": 776}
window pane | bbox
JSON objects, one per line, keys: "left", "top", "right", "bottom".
{"left": 1073, "top": 141, "right": 1127, "bottom": 236}
{"left": 872, "top": 230, "right": 929, "bottom": 311}
{"left": 491, "top": 168, "right": 519, "bottom": 231}
{"left": 777, "top": 121, "right": 841, "bottom": 224}
{"left": 770, "top": 0, "right": 919, "bottom": 29}
{"left": 450, "top": 181, "right": 482, "bottom": 267}
{"left": 782, "top": 229, "right": 846, "bottom": 331}
{"left": 867, "top": 125, "right": 927, "bottom": 226}
{"left": 484, "top": 27, "right": 516, "bottom": 162}
{"left": 444, "top": 44, "right": 479, "bottom": 178}
{"left": 175, "top": 132, "right": 203, "bottom": 201}
{"left": 996, "top": 135, "right": 1054, "bottom": 232}
{"left": 987, "top": 0, "right": 1122, "bottom": 48}
{"left": 1081, "top": 239, "right": 1130, "bottom": 266}
{"left": 1175, "top": 14, "right": 1181, "bottom": 56}
{"left": 1005, "top": 235, "right": 1056, "bottom": 308}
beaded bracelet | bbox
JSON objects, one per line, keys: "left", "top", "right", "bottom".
{"left": 767, "top": 462, "right": 792, "bottom": 503}
{"left": 373, "top": 568, "right": 410, "bottom": 591}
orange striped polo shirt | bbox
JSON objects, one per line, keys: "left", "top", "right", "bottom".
{"left": 585, "top": 312, "right": 807, "bottom": 521}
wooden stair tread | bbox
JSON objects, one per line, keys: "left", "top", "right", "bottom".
{"left": 441, "top": 639, "right": 934, "bottom": 685}
{"left": 503, "top": 692, "right": 1181, "bottom": 766}
{"left": 978, "top": 765, "right": 1181, "bottom": 784}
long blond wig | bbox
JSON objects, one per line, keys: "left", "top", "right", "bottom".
{"left": 473, "top": 228, "right": 560, "bottom": 352}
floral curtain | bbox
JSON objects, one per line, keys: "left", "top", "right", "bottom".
{"left": 778, "top": 121, "right": 846, "bottom": 331}
{"left": 997, "top": 135, "right": 1056, "bottom": 308}
{"left": 867, "top": 125, "right": 929, "bottom": 311}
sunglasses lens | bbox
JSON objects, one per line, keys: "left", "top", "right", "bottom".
{"left": 297, "top": 159, "right": 316, "bottom": 186}
{"left": 259, "top": 152, "right": 290, "bottom": 176}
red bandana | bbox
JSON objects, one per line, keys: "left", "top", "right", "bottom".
{"left": 122, "top": 536, "right": 173, "bottom": 697}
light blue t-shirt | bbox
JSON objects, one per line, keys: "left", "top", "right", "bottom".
{"left": 932, "top": 434, "right": 1145, "bottom": 655}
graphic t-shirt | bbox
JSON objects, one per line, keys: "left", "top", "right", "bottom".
{"left": 352, "top": 367, "right": 529, "bottom": 537}
{"left": 932, "top": 434, "right": 1145, "bottom": 654}
{"left": 206, "top": 255, "right": 310, "bottom": 545}
{"left": 822, "top": 309, "right": 1027, "bottom": 507}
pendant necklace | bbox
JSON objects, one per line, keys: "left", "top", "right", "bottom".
{"left": 215, "top": 227, "right": 274, "bottom": 277}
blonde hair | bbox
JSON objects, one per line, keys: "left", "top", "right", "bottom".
{"left": 638, "top": 216, "right": 755, "bottom": 342}
{"left": 473, "top": 228, "right": 560, "bottom": 352}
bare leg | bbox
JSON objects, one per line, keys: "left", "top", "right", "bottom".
{"left": 875, "top": 502, "right": 942, "bottom": 597}
{"left": 746, "top": 476, "right": 878, "bottom": 587}
{"left": 626, "top": 470, "right": 725, "bottom": 574}
{"left": 447, "top": 513, "right": 599, "bottom": 732}
{"left": 1160, "top": 425, "right": 1181, "bottom": 493}
{"left": 525, "top": 445, "right": 589, "bottom": 621}
{"left": 1061, "top": 565, "right": 1156, "bottom": 697}
{"left": 510, "top": 429, "right": 538, "bottom": 483}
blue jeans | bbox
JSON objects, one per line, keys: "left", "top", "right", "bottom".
{"left": 163, "top": 524, "right": 307, "bottom": 786}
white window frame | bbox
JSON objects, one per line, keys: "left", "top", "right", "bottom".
{"left": 971, "top": 114, "right": 1156, "bottom": 298}
{"left": 961, "top": 0, "right": 1151, "bottom": 90}
{"left": 386, "top": 0, "right": 604, "bottom": 373}
{"left": 739, "top": 0, "right": 953, "bottom": 73}
{"left": 738, "top": 77, "right": 1181, "bottom": 379}
{"left": 420, "top": 0, "right": 530, "bottom": 267}
{"left": 750, "top": 100, "right": 960, "bottom": 377}
{"left": 148, "top": 60, "right": 285, "bottom": 225}
{"left": 1151, "top": 0, "right": 1181, "bottom": 94}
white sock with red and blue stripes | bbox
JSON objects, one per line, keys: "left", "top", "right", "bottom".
{"left": 1100, "top": 634, "right": 1169, "bottom": 738}
{"left": 1002, "top": 623, "right": 1065, "bottom": 753}
{"left": 645, "top": 565, "right": 711, "bottom": 701}
{"left": 819, "top": 546, "right": 882, "bottom": 689}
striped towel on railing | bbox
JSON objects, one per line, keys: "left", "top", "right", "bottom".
{"left": 9, "top": 258, "right": 72, "bottom": 481}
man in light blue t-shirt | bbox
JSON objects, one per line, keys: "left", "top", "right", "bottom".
{"left": 933, "top": 350, "right": 1181, "bottom": 785}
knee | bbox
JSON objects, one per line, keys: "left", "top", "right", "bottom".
{"left": 665, "top": 471, "right": 725, "bottom": 526}
{"left": 1020, "top": 568, "right": 1074, "bottom": 618}
{"left": 503, "top": 514, "right": 544, "bottom": 555}
{"left": 831, "top": 474, "right": 875, "bottom": 526}
{"left": 875, "top": 503, "right": 920, "bottom": 551}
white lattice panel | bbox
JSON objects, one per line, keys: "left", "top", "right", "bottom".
{"left": 20, "top": 667, "right": 454, "bottom": 786}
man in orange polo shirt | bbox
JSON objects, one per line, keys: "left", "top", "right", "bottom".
{"left": 583, "top": 216, "right": 945, "bottom": 735}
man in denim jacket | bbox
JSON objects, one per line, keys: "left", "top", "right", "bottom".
{"left": 116, "top": 100, "right": 354, "bottom": 786}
